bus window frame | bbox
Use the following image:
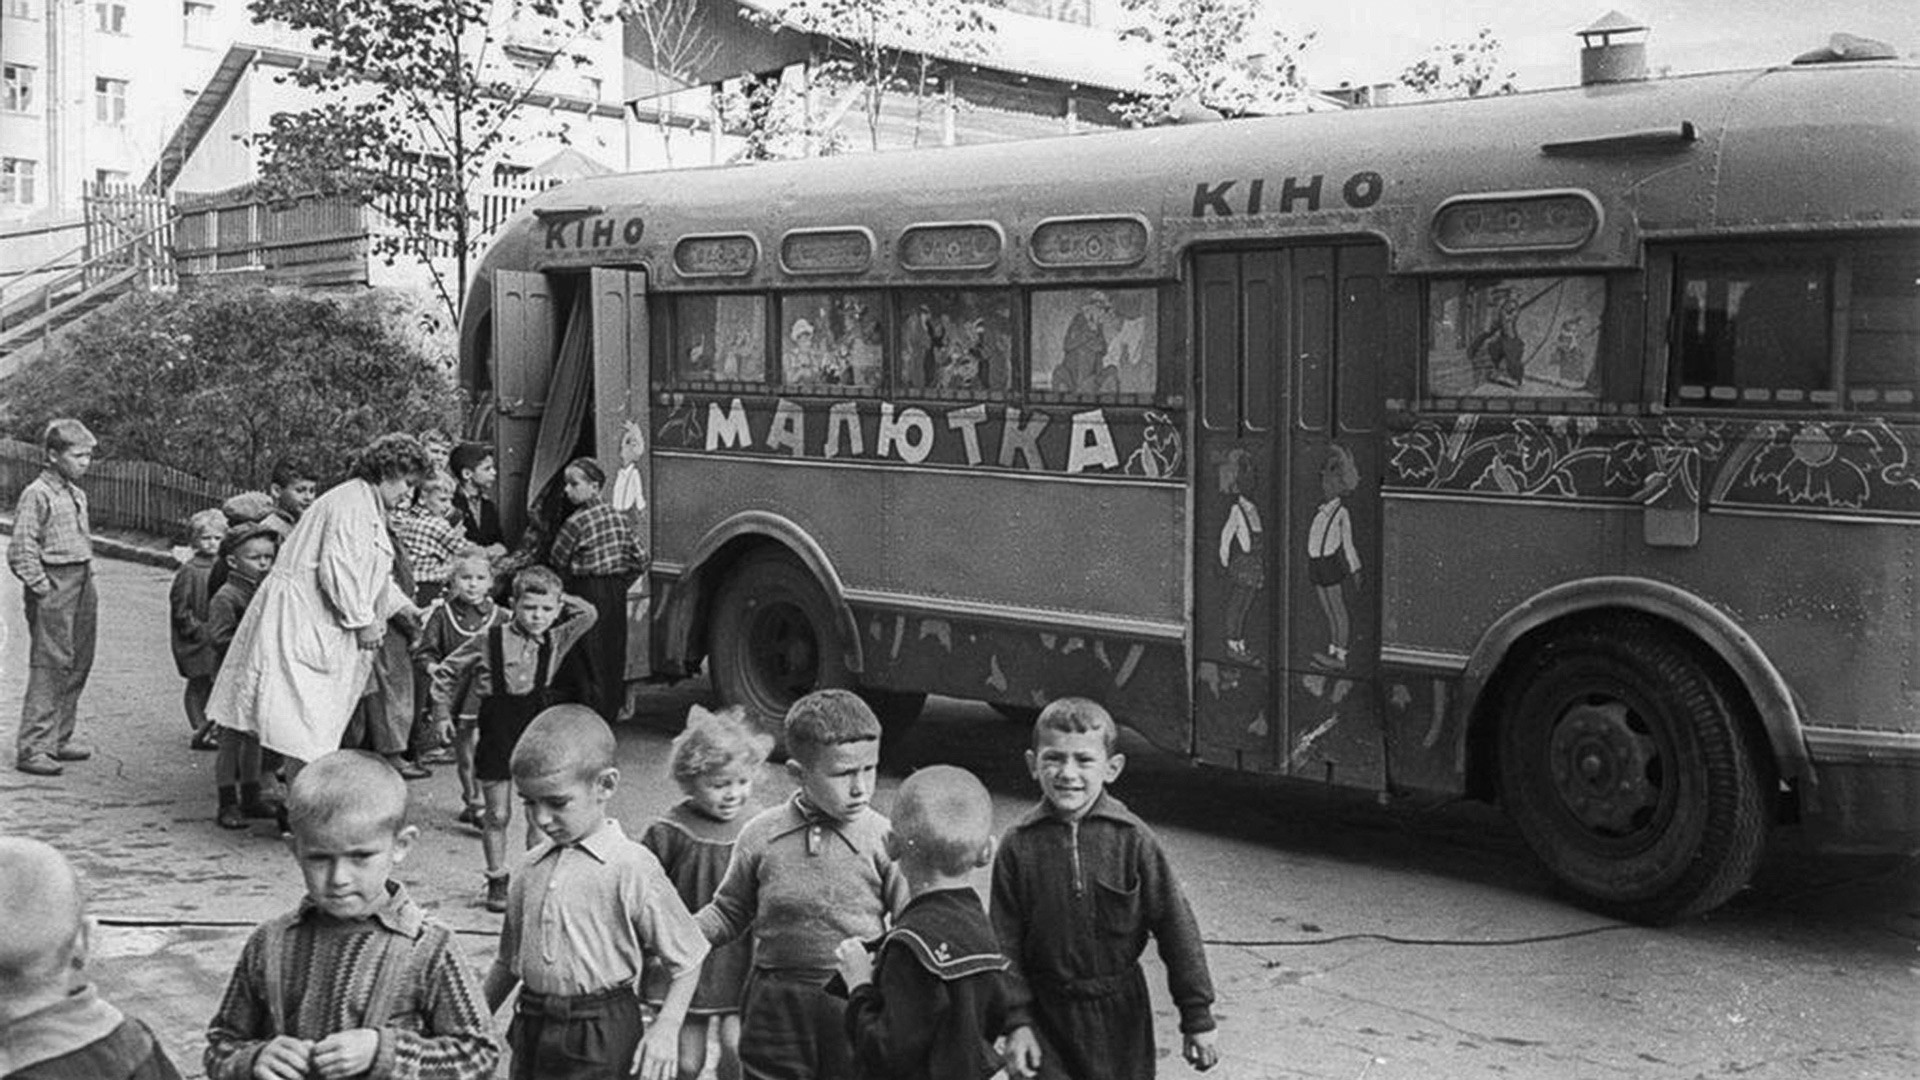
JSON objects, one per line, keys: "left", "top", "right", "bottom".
{"left": 1659, "top": 236, "right": 1920, "bottom": 416}
{"left": 1024, "top": 282, "right": 1163, "bottom": 408}
{"left": 775, "top": 287, "right": 890, "bottom": 396}
{"left": 664, "top": 290, "right": 773, "bottom": 390}
{"left": 1414, "top": 270, "right": 1613, "bottom": 411}
{"left": 890, "top": 285, "right": 1019, "bottom": 403}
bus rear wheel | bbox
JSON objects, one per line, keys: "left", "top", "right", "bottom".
{"left": 709, "top": 552, "right": 854, "bottom": 749}
{"left": 1495, "top": 619, "right": 1770, "bottom": 924}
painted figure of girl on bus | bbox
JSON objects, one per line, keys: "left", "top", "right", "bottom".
{"left": 1216, "top": 447, "right": 1263, "bottom": 664}
{"left": 1308, "top": 444, "right": 1362, "bottom": 670}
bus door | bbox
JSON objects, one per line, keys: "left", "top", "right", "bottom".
{"left": 491, "top": 269, "right": 558, "bottom": 539}
{"left": 1192, "top": 244, "right": 1387, "bottom": 784}
{"left": 587, "top": 267, "right": 653, "bottom": 682}
{"left": 1282, "top": 245, "right": 1386, "bottom": 787}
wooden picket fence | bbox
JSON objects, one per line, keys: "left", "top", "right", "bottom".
{"left": 0, "top": 438, "right": 238, "bottom": 541}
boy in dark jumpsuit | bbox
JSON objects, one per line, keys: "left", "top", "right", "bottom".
{"left": 430, "top": 565, "right": 595, "bottom": 912}
{"left": 833, "top": 765, "right": 1010, "bottom": 1080}
{"left": 992, "top": 697, "right": 1219, "bottom": 1080}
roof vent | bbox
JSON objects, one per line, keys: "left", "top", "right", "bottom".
{"left": 1579, "top": 10, "right": 1649, "bottom": 86}
{"left": 1792, "top": 33, "right": 1898, "bottom": 64}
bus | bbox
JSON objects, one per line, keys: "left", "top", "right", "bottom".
{"left": 459, "top": 51, "right": 1919, "bottom": 922}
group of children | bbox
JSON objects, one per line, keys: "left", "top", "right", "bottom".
{"left": 3, "top": 692, "right": 1223, "bottom": 1080}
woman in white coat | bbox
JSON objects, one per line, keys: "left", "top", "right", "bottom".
{"left": 207, "top": 433, "right": 431, "bottom": 775}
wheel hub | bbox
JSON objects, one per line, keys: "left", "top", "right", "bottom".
{"left": 1547, "top": 700, "right": 1660, "bottom": 836}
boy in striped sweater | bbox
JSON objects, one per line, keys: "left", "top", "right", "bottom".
{"left": 204, "top": 750, "right": 500, "bottom": 1080}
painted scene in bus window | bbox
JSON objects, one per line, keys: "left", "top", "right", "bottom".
{"left": 781, "top": 291, "right": 884, "bottom": 388}
{"left": 896, "top": 290, "right": 1014, "bottom": 392}
{"left": 673, "top": 294, "right": 766, "bottom": 382}
{"left": 1424, "top": 276, "right": 1605, "bottom": 397}
{"left": 1030, "top": 287, "right": 1157, "bottom": 395}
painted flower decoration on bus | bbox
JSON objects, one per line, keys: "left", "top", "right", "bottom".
{"left": 1731, "top": 419, "right": 1920, "bottom": 509}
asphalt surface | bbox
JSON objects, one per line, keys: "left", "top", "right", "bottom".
{"left": 3, "top": 540, "right": 1917, "bottom": 1079}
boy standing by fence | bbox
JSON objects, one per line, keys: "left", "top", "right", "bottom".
{"left": 9, "top": 419, "right": 98, "bottom": 778}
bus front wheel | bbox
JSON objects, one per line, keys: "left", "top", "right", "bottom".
{"left": 709, "top": 552, "right": 854, "bottom": 749}
{"left": 1495, "top": 619, "right": 1770, "bottom": 924}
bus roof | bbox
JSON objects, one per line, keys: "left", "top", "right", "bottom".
{"left": 474, "top": 60, "right": 1919, "bottom": 293}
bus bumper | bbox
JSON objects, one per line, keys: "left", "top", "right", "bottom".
{"left": 1797, "top": 726, "right": 1920, "bottom": 854}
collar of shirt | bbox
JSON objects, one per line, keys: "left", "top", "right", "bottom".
{"left": 528, "top": 819, "right": 626, "bottom": 864}
{"left": 35, "top": 469, "right": 79, "bottom": 496}
{"left": 1012, "top": 791, "right": 1141, "bottom": 832}
{"left": 767, "top": 792, "right": 868, "bottom": 854}
{"left": 0, "top": 984, "right": 125, "bottom": 1075}
{"left": 296, "top": 880, "right": 425, "bottom": 939}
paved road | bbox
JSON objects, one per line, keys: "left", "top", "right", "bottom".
{"left": 2, "top": 547, "right": 1916, "bottom": 1078}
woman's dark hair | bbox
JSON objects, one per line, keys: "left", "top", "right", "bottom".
{"left": 351, "top": 433, "right": 433, "bottom": 485}
{"left": 564, "top": 456, "right": 607, "bottom": 488}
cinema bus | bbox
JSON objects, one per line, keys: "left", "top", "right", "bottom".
{"left": 459, "top": 45, "right": 1918, "bottom": 921}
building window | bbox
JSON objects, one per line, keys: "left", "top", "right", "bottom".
{"left": 183, "top": 1, "right": 213, "bottom": 47}
{"left": 3, "top": 63, "right": 34, "bottom": 113}
{"left": 94, "top": 77, "right": 127, "bottom": 123}
{"left": 94, "top": 168, "right": 128, "bottom": 188}
{"left": 94, "top": 1, "right": 125, "bottom": 33}
{"left": 1, "top": 158, "right": 37, "bottom": 205}
{"left": 582, "top": 75, "right": 603, "bottom": 102}
{"left": 5, "top": 1, "right": 37, "bottom": 20}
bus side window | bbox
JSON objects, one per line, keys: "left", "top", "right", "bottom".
{"left": 1028, "top": 286, "right": 1158, "bottom": 398}
{"left": 673, "top": 294, "right": 767, "bottom": 384}
{"left": 1422, "top": 275, "right": 1606, "bottom": 400}
{"left": 894, "top": 289, "right": 1014, "bottom": 394}
{"left": 780, "top": 291, "right": 885, "bottom": 390}
{"left": 1669, "top": 237, "right": 1919, "bottom": 411}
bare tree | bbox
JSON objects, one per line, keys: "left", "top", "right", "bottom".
{"left": 1400, "top": 27, "right": 1519, "bottom": 99}
{"left": 621, "top": 0, "right": 721, "bottom": 164}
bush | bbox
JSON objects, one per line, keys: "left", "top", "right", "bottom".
{"left": 0, "top": 287, "right": 462, "bottom": 487}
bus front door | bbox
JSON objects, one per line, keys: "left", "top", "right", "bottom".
{"left": 1192, "top": 244, "right": 1387, "bottom": 786}
{"left": 587, "top": 267, "right": 653, "bottom": 683}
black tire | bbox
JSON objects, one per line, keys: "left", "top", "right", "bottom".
{"left": 1496, "top": 618, "right": 1771, "bottom": 924}
{"left": 708, "top": 552, "right": 854, "bottom": 749}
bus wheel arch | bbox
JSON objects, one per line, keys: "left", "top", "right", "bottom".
{"left": 675, "top": 512, "right": 867, "bottom": 679}
{"left": 1460, "top": 584, "right": 1792, "bottom": 922}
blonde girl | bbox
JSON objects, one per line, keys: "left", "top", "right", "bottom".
{"left": 638, "top": 705, "right": 773, "bottom": 1080}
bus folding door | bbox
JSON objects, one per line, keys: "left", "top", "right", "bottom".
{"left": 491, "top": 269, "right": 558, "bottom": 540}
{"left": 588, "top": 267, "right": 652, "bottom": 683}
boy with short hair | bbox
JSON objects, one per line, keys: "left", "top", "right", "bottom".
{"left": 482, "top": 705, "right": 709, "bottom": 1080}
{"left": 429, "top": 565, "right": 596, "bottom": 911}
{"left": 0, "top": 838, "right": 183, "bottom": 1079}
{"left": 393, "top": 472, "right": 467, "bottom": 607}
{"left": 697, "top": 688, "right": 909, "bottom": 1080}
{"left": 204, "top": 750, "right": 499, "bottom": 1080}
{"left": 260, "top": 458, "right": 319, "bottom": 541}
{"left": 447, "top": 443, "right": 504, "bottom": 556}
{"left": 993, "top": 697, "right": 1219, "bottom": 1080}
{"left": 9, "top": 418, "right": 99, "bottom": 778}
{"left": 834, "top": 764, "right": 1010, "bottom": 1080}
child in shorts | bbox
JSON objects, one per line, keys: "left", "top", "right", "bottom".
{"left": 413, "top": 548, "right": 508, "bottom": 826}
{"left": 483, "top": 705, "right": 709, "bottom": 1080}
{"left": 993, "top": 697, "right": 1219, "bottom": 1080}
{"left": 697, "top": 689, "right": 908, "bottom": 1080}
{"left": 1, "top": 838, "right": 183, "bottom": 1079}
{"left": 639, "top": 705, "right": 773, "bottom": 1080}
{"left": 169, "top": 508, "right": 227, "bottom": 751}
{"left": 429, "top": 565, "right": 595, "bottom": 912}
{"left": 834, "top": 764, "right": 1011, "bottom": 1080}
{"left": 204, "top": 750, "right": 499, "bottom": 1080}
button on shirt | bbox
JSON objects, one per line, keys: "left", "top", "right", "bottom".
{"left": 7, "top": 469, "right": 91, "bottom": 593}
{"left": 498, "top": 820, "right": 709, "bottom": 997}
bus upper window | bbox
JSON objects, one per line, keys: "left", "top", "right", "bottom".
{"left": 1424, "top": 275, "right": 1604, "bottom": 399}
{"left": 781, "top": 291, "right": 885, "bottom": 389}
{"left": 1669, "top": 238, "right": 1918, "bottom": 411}
{"left": 895, "top": 289, "right": 1014, "bottom": 394}
{"left": 673, "top": 294, "right": 767, "bottom": 383}
{"left": 1029, "top": 287, "right": 1157, "bottom": 397}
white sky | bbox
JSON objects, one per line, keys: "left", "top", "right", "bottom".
{"left": 1098, "top": 1, "right": 1920, "bottom": 90}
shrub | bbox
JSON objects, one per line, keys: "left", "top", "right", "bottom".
{"left": 0, "top": 287, "right": 461, "bottom": 487}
